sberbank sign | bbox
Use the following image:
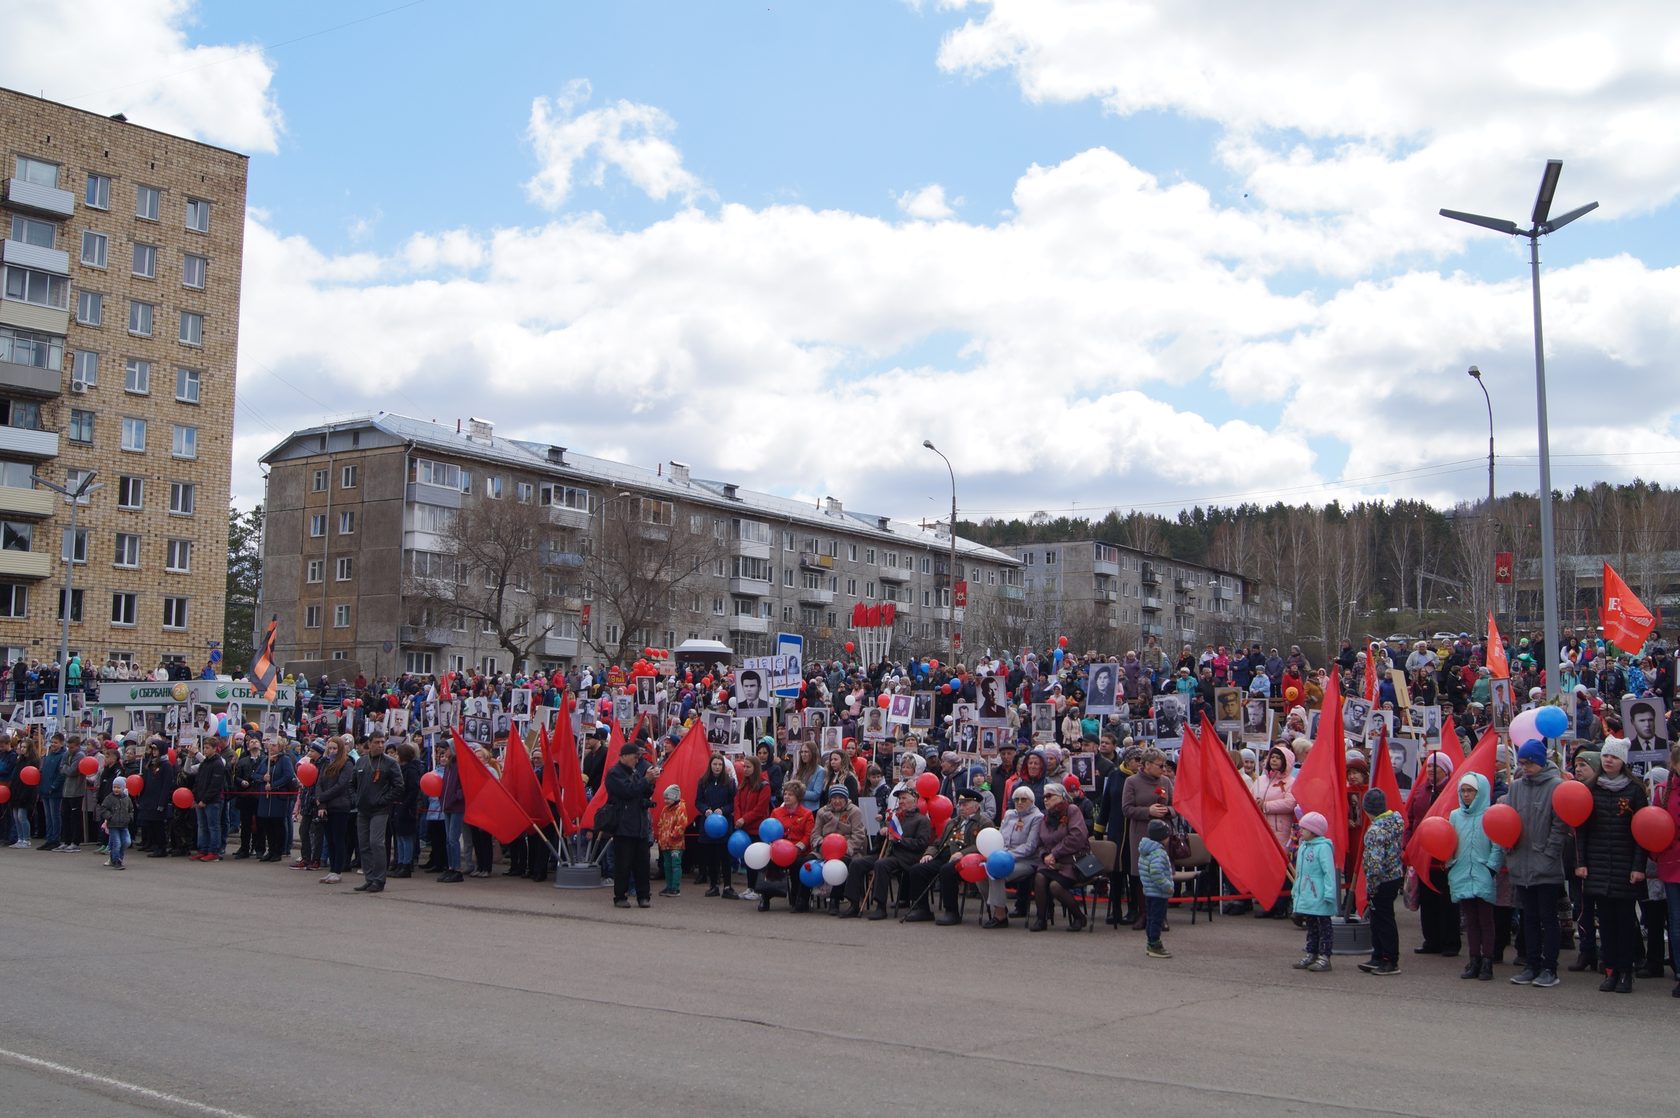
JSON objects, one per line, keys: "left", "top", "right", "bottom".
{"left": 93, "top": 680, "right": 295, "bottom": 708}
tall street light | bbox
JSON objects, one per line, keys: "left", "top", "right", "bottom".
{"left": 922, "top": 439, "right": 958, "bottom": 664}
{"left": 33, "top": 468, "right": 100, "bottom": 728}
{"left": 1468, "top": 365, "right": 1495, "bottom": 630}
{"left": 1442, "top": 160, "right": 1597, "bottom": 702}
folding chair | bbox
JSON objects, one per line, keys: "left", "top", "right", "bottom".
{"left": 1170, "top": 834, "right": 1214, "bottom": 925}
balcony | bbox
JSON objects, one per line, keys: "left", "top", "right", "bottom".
{"left": 1142, "top": 623, "right": 1164, "bottom": 637}
{"left": 878, "top": 565, "right": 911, "bottom": 583}
{"left": 728, "top": 577, "right": 769, "bottom": 598}
{"left": 1000, "top": 584, "right": 1025, "bottom": 601}
{"left": 1141, "top": 596, "right": 1162, "bottom": 611}
{"left": 798, "top": 553, "right": 834, "bottom": 571}
{"left": 728, "top": 536, "right": 771, "bottom": 561}
{"left": 0, "top": 485, "right": 53, "bottom": 518}
{"left": 537, "top": 634, "right": 579, "bottom": 659}
{"left": 727, "top": 614, "right": 769, "bottom": 634}
{"left": 797, "top": 585, "right": 834, "bottom": 605}
{"left": 1092, "top": 558, "right": 1119, "bottom": 578}
{"left": 539, "top": 543, "right": 586, "bottom": 569}
{"left": 0, "top": 359, "right": 61, "bottom": 398}
{"left": 1180, "top": 628, "right": 1197, "bottom": 641}
{"left": 406, "top": 482, "right": 462, "bottom": 509}
{"left": 0, "top": 298, "right": 69, "bottom": 337}
{"left": 3, "top": 239, "right": 70, "bottom": 276}
{"left": 0, "top": 550, "right": 51, "bottom": 580}
{"left": 1140, "top": 565, "right": 1160, "bottom": 586}
{"left": 1096, "top": 589, "right": 1118, "bottom": 602}
{"left": 634, "top": 521, "right": 671, "bottom": 541}
{"left": 5, "top": 178, "right": 74, "bottom": 219}
{"left": 546, "top": 503, "right": 591, "bottom": 531}
{"left": 0, "top": 426, "right": 58, "bottom": 460}
{"left": 400, "top": 625, "right": 453, "bottom": 646}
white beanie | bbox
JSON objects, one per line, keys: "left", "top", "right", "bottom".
{"left": 1601, "top": 737, "right": 1629, "bottom": 765}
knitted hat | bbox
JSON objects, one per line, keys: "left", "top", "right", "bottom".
{"left": 1516, "top": 739, "right": 1548, "bottom": 766}
{"left": 1363, "top": 788, "right": 1387, "bottom": 815}
{"left": 1648, "top": 767, "right": 1670, "bottom": 786}
{"left": 1575, "top": 751, "right": 1602, "bottom": 780}
{"left": 1495, "top": 745, "right": 1514, "bottom": 767}
{"left": 1299, "top": 811, "right": 1329, "bottom": 837}
{"left": 1601, "top": 738, "right": 1629, "bottom": 765}
{"left": 1145, "top": 819, "right": 1171, "bottom": 842}
{"left": 112, "top": 776, "right": 128, "bottom": 794}
{"left": 826, "top": 784, "right": 851, "bottom": 801}
{"left": 662, "top": 784, "right": 680, "bottom": 803}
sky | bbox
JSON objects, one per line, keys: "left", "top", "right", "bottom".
{"left": 7, "top": 0, "right": 1680, "bottom": 523}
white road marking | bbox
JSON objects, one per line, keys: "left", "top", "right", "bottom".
{"left": 0, "top": 1046, "right": 258, "bottom": 1118}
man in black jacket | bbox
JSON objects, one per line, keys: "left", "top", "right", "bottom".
{"left": 192, "top": 740, "right": 228, "bottom": 861}
{"left": 604, "top": 742, "right": 659, "bottom": 909}
{"left": 852, "top": 787, "right": 933, "bottom": 920}
{"left": 352, "top": 730, "right": 404, "bottom": 893}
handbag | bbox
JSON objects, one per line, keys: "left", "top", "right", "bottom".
{"left": 1072, "top": 851, "right": 1106, "bottom": 881}
{"left": 593, "top": 801, "right": 620, "bottom": 833}
{"left": 1402, "top": 866, "right": 1420, "bottom": 912}
{"left": 1165, "top": 822, "right": 1192, "bottom": 863}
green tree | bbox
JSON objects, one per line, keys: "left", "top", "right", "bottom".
{"left": 224, "top": 505, "right": 263, "bottom": 674}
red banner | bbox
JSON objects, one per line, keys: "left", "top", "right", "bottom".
{"left": 1601, "top": 562, "right": 1657, "bottom": 652}
{"left": 1493, "top": 552, "right": 1513, "bottom": 585}
{"left": 953, "top": 580, "right": 968, "bottom": 608}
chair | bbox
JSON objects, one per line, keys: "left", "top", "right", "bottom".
{"left": 1082, "top": 839, "right": 1121, "bottom": 931}
{"left": 1170, "top": 834, "right": 1214, "bottom": 925}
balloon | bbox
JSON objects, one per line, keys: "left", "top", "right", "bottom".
{"left": 1284, "top": 687, "right": 1300, "bottom": 702}
{"left": 957, "top": 851, "right": 987, "bottom": 883}
{"left": 1552, "top": 779, "right": 1592, "bottom": 826}
{"left": 77, "top": 756, "right": 98, "bottom": 776}
{"left": 1057, "top": 635, "right": 1068, "bottom": 648}
{"left": 1633, "top": 805, "right": 1677, "bottom": 854}
{"left": 1534, "top": 706, "right": 1568, "bottom": 739}
{"left": 1508, "top": 708, "right": 1541, "bottom": 750}
{"left": 975, "top": 827, "right": 1004, "bottom": 857}
{"left": 419, "top": 771, "right": 443, "bottom": 797}
{"left": 727, "top": 829, "right": 752, "bottom": 860}
{"left": 743, "top": 841, "right": 772, "bottom": 870}
{"left": 18, "top": 765, "right": 39, "bottom": 786}
{"left": 171, "top": 787, "right": 195, "bottom": 810}
{"left": 915, "top": 772, "right": 940, "bottom": 799}
{"left": 844, "top": 642, "right": 855, "bottom": 654}
{"left": 171, "top": 682, "right": 189, "bottom": 702}
{"left": 0, "top": 785, "right": 8, "bottom": 804}
{"left": 930, "top": 659, "right": 940, "bottom": 671}
{"left": 703, "top": 812, "right": 729, "bottom": 839}
{"left": 877, "top": 694, "right": 891, "bottom": 709}
{"left": 820, "top": 833, "right": 848, "bottom": 861}
{"left": 215, "top": 715, "right": 229, "bottom": 738}
{"left": 292, "top": 761, "right": 317, "bottom": 788}
{"left": 758, "top": 817, "right": 785, "bottom": 843}
{"left": 1481, "top": 802, "right": 1521, "bottom": 847}
{"left": 125, "top": 774, "right": 143, "bottom": 797}
{"left": 799, "top": 859, "right": 825, "bottom": 888}
{"left": 1417, "top": 815, "right": 1457, "bottom": 861}
{"left": 985, "top": 849, "right": 1016, "bottom": 880}
{"left": 821, "top": 858, "right": 849, "bottom": 886}
{"left": 770, "top": 838, "right": 799, "bottom": 867}
{"left": 167, "top": 748, "right": 177, "bottom": 765}
{"left": 940, "top": 683, "right": 952, "bottom": 695}
{"left": 926, "top": 794, "right": 953, "bottom": 832}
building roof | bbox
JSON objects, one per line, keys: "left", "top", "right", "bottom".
{"left": 1000, "top": 538, "right": 1248, "bottom": 583}
{"left": 262, "top": 412, "right": 1020, "bottom": 566}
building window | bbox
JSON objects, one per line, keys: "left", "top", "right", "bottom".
{"left": 80, "top": 231, "right": 107, "bottom": 268}
{"left": 0, "top": 521, "right": 33, "bottom": 554}
{"left": 340, "top": 464, "right": 357, "bottom": 489}
{"left": 515, "top": 481, "right": 532, "bottom": 503}
{"left": 67, "top": 409, "right": 94, "bottom": 444}
{"left": 311, "top": 469, "right": 327, "bottom": 492}
{"left": 404, "top": 652, "right": 434, "bottom": 674}
{"left": 162, "top": 596, "right": 188, "bottom": 630}
{"left": 336, "top": 557, "right": 353, "bottom": 581}
{"left": 76, "top": 290, "right": 102, "bottom": 326}
{"left": 114, "top": 533, "right": 140, "bottom": 568}
{"left": 131, "top": 242, "right": 157, "bottom": 279}
{"left": 14, "top": 157, "right": 58, "bottom": 188}
{"left": 111, "top": 592, "right": 137, "bottom": 626}
{"left": 304, "top": 605, "right": 321, "bottom": 629}
{"left": 165, "top": 539, "right": 190, "bottom": 573}
{"left": 9, "top": 215, "right": 54, "bottom": 248}
{"left": 185, "top": 198, "right": 210, "bottom": 233}
{"left": 181, "top": 252, "right": 207, "bottom": 290}
{"left": 171, "top": 424, "right": 197, "bottom": 459}
{"left": 485, "top": 475, "right": 504, "bottom": 500}
{"left": 337, "top": 510, "right": 354, "bottom": 535}
{"left": 120, "top": 417, "right": 146, "bottom": 452}
{"left": 175, "top": 366, "right": 200, "bottom": 403}
{"left": 309, "top": 514, "right": 325, "bottom": 537}
{"left": 128, "top": 300, "right": 153, "bottom": 336}
{"left": 56, "top": 588, "right": 83, "bottom": 623}
{"left": 306, "top": 559, "right": 323, "bottom": 584}
{"left": 117, "top": 476, "right": 143, "bottom": 510}
{"left": 85, "top": 173, "right": 110, "bottom": 210}
{"left": 0, "top": 584, "right": 27, "bottom": 618}
{"left": 136, "top": 185, "right": 160, "bottom": 222}
{"left": 178, "top": 311, "right": 202, "bottom": 347}
{"left": 168, "top": 481, "right": 195, "bottom": 516}
{"left": 0, "top": 328, "right": 63, "bottom": 371}
{"left": 4, "top": 266, "right": 69, "bottom": 309}
{"left": 333, "top": 604, "right": 351, "bottom": 628}
{"left": 57, "top": 526, "right": 86, "bottom": 567}
{"left": 124, "top": 357, "right": 150, "bottom": 394}
{"left": 71, "top": 350, "right": 96, "bottom": 385}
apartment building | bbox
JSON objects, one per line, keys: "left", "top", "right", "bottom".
{"left": 0, "top": 89, "right": 246, "bottom": 671}
{"left": 259, "top": 414, "right": 1023, "bottom": 677}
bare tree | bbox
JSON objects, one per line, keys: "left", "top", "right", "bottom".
{"left": 586, "top": 498, "right": 723, "bottom": 666}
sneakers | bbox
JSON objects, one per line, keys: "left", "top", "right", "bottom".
{"left": 1291, "top": 955, "right": 1316, "bottom": 970}
{"left": 1146, "top": 941, "right": 1172, "bottom": 959}
{"left": 1374, "top": 961, "right": 1401, "bottom": 975}
{"left": 657, "top": 888, "right": 679, "bottom": 897}
{"left": 1357, "top": 960, "right": 1381, "bottom": 974}
{"left": 738, "top": 889, "right": 760, "bottom": 901}
{"left": 438, "top": 870, "right": 464, "bottom": 883}
{"left": 1510, "top": 967, "right": 1537, "bottom": 985}
{"left": 289, "top": 860, "right": 309, "bottom": 869}
{"left": 1306, "top": 956, "right": 1332, "bottom": 972}
{"left": 62, "top": 844, "right": 80, "bottom": 854}
{"left": 721, "top": 887, "right": 739, "bottom": 899}
{"left": 112, "top": 862, "right": 125, "bottom": 870}
{"left": 319, "top": 872, "right": 342, "bottom": 884}
{"left": 1531, "top": 970, "right": 1559, "bottom": 988}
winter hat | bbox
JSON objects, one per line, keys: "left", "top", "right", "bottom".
{"left": 1495, "top": 745, "right": 1514, "bottom": 768}
{"left": 112, "top": 776, "right": 128, "bottom": 794}
{"left": 1647, "top": 767, "right": 1670, "bottom": 786}
{"left": 1516, "top": 739, "right": 1548, "bottom": 766}
{"left": 662, "top": 784, "right": 681, "bottom": 803}
{"left": 826, "top": 784, "right": 851, "bottom": 802}
{"left": 1145, "top": 819, "right": 1171, "bottom": 842}
{"left": 1299, "top": 811, "right": 1329, "bottom": 837}
{"left": 1363, "top": 788, "right": 1387, "bottom": 815}
{"left": 1574, "top": 752, "right": 1602, "bottom": 780}
{"left": 1344, "top": 751, "right": 1369, "bottom": 775}
{"left": 1239, "top": 747, "right": 1258, "bottom": 765}
{"left": 1601, "top": 738, "right": 1629, "bottom": 765}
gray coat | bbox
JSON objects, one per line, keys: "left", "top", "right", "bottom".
{"left": 1501, "top": 763, "right": 1566, "bottom": 886}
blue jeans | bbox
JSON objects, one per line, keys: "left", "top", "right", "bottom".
{"left": 108, "top": 827, "right": 130, "bottom": 864}
{"left": 395, "top": 832, "right": 416, "bottom": 865}
{"left": 11, "top": 806, "right": 29, "bottom": 841}
{"left": 444, "top": 812, "right": 463, "bottom": 871}
{"left": 1145, "top": 894, "right": 1168, "bottom": 942}
{"left": 1667, "top": 888, "right": 1680, "bottom": 976}
{"left": 195, "top": 804, "right": 225, "bottom": 854}
{"left": 41, "top": 794, "right": 61, "bottom": 844}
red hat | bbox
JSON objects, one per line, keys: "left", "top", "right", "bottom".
{"left": 1063, "top": 773, "right": 1081, "bottom": 792}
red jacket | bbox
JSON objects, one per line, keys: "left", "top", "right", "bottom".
{"left": 734, "top": 781, "right": 771, "bottom": 832}
{"left": 1655, "top": 776, "right": 1680, "bottom": 884}
{"left": 772, "top": 803, "right": 815, "bottom": 854}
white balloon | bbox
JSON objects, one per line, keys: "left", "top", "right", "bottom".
{"left": 974, "top": 827, "right": 1004, "bottom": 857}
{"left": 743, "top": 841, "right": 772, "bottom": 870}
{"left": 821, "top": 859, "right": 849, "bottom": 886}
{"left": 1508, "top": 707, "right": 1541, "bottom": 747}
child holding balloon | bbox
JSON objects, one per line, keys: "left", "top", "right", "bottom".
{"left": 1446, "top": 772, "right": 1504, "bottom": 980}
{"left": 653, "top": 784, "right": 691, "bottom": 898}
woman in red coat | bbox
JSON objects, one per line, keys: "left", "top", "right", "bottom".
{"left": 763, "top": 779, "right": 816, "bottom": 912}
{"left": 733, "top": 757, "right": 772, "bottom": 901}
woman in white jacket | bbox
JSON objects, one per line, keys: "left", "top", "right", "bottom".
{"left": 984, "top": 785, "right": 1043, "bottom": 928}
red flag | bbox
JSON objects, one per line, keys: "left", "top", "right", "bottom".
{"left": 555, "top": 716, "right": 590, "bottom": 836}
{"left": 500, "top": 724, "right": 552, "bottom": 827}
{"left": 1486, "top": 612, "right": 1510, "bottom": 680}
{"left": 1601, "top": 562, "right": 1657, "bottom": 653}
{"left": 652, "top": 719, "right": 713, "bottom": 812}
{"left": 1370, "top": 721, "right": 1404, "bottom": 811}
{"left": 1364, "top": 643, "right": 1379, "bottom": 703}
{"left": 1175, "top": 715, "right": 1289, "bottom": 910}
{"left": 1403, "top": 728, "right": 1499, "bottom": 891}
{"left": 451, "top": 728, "right": 535, "bottom": 844}
{"left": 1293, "top": 671, "right": 1349, "bottom": 865}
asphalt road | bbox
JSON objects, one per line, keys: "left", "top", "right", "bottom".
{"left": 0, "top": 846, "right": 1670, "bottom": 1117}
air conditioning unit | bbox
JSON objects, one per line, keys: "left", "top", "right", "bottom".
{"left": 69, "top": 378, "right": 88, "bottom": 394}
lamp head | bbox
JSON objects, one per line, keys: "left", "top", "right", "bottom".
{"left": 922, "top": 439, "right": 936, "bottom": 450}
{"left": 1467, "top": 365, "right": 1481, "bottom": 379}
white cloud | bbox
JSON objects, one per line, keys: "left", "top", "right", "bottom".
{"left": 0, "top": 0, "right": 281, "bottom": 152}
{"left": 524, "top": 79, "right": 705, "bottom": 209}
{"left": 896, "top": 184, "right": 959, "bottom": 220}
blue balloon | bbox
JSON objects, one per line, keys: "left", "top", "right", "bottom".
{"left": 726, "top": 829, "right": 751, "bottom": 860}
{"left": 758, "top": 817, "right": 785, "bottom": 843}
{"left": 1535, "top": 706, "right": 1568, "bottom": 739}
{"left": 798, "top": 859, "right": 824, "bottom": 888}
{"left": 703, "top": 812, "right": 728, "bottom": 839}
{"left": 216, "top": 715, "right": 230, "bottom": 737}
{"left": 985, "top": 849, "right": 1015, "bottom": 880}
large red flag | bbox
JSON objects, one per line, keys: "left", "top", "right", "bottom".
{"left": 654, "top": 719, "right": 714, "bottom": 812}
{"left": 1350, "top": 718, "right": 1408, "bottom": 913}
{"left": 541, "top": 710, "right": 591, "bottom": 837}
{"left": 1601, "top": 562, "right": 1657, "bottom": 653}
{"left": 1485, "top": 613, "right": 1510, "bottom": 680}
{"left": 451, "top": 728, "right": 535, "bottom": 844}
{"left": 1364, "top": 643, "right": 1379, "bottom": 703}
{"left": 1174, "top": 716, "right": 1288, "bottom": 910}
{"left": 1403, "top": 727, "right": 1499, "bottom": 891}
{"left": 1293, "top": 671, "right": 1350, "bottom": 865}
{"left": 500, "top": 724, "right": 552, "bottom": 827}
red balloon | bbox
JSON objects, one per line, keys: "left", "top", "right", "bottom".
{"left": 1552, "top": 779, "right": 1593, "bottom": 827}
{"left": 851, "top": 755, "right": 867, "bottom": 782}
{"left": 820, "top": 833, "right": 848, "bottom": 861}
{"left": 295, "top": 760, "right": 319, "bottom": 788}
{"left": 957, "top": 851, "right": 987, "bottom": 883}
{"left": 770, "top": 838, "right": 798, "bottom": 867}
{"left": 167, "top": 748, "right": 177, "bottom": 765}
{"left": 1481, "top": 802, "right": 1522, "bottom": 848}
{"left": 926, "top": 794, "right": 954, "bottom": 832}
{"left": 171, "top": 787, "right": 195, "bottom": 810}
{"left": 1057, "top": 636, "right": 1068, "bottom": 648}
{"left": 18, "top": 765, "right": 39, "bottom": 786}
{"left": 1417, "top": 815, "right": 1456, "bottom": 861}
{"left": 929, "top": 659, "right": 940, "bottom": 671}
{"left": 125, "top": 774, "right": 144, "bottom": 798}
{"left": 77, "top": 755, "right": 98, "bottom": 776}
{"left": 420, "top": 771, "right": 444, "bottom": 798}
{"left": 0, "top": 784, "right": 8, "bottom": 804}
{"left": 915, "top": 771, "right": 940, "bottom": 799}
{"left": 877, "top": 693, "right": 891, "bottom": 709}
{"left": 1632, "top": 805, "right": 1677, "bottom": 854}
{"left": 844, "top": 642, "right": 855, "bottom": 654}
{"left": 387, "top": 694, "right": 400, "bottom": 709}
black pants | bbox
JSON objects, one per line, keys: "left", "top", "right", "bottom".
{"left": 902, "top": 859, "right": 945, "bottom": 911}
{"left": 258, "top": 816, "right": 285, "bottom": 858}
{"left": 236, "top": 801, "right": 258, "bottom": 854}
{"left": 470, "top": 825, "right": 493, "bottom": 873}
{"left": 848, "top": 856, "right": 909, "bottom": 907}
{"left": 527, "top": 831, "right": 553, "bottom": 880}
{"left": 1598, "top": 897, "right": 1638, "bottom": 974}
{"left": 140, "top": 819, "right": 167, "bottom": 852}
{"left": 1368, "top": 878, "right": 1401, "bottom": 965}
{"left": 613, "top": 835, "right": 651, "bottom": 901}
{"left": 1418, "top": 868, "right": 1461, "bottom": 951}
{"left": 1517, "top": 882, "right": 1562, "bottom": 973}
{"left": 698, "top": 842, "right": 732, "bottom": 889}
{"left": 421, "top": 819, "right": 446, "bottom": 869}
{"left": 327, "top": 812, "right": 355, "bottom": 874}
{"left": 61, "top": 799, "right": 83, "bottom": 845}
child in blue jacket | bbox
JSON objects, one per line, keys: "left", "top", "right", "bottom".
{"left": 1292, "top": 811, "right": 1338, "bottom": 971}
{"left": 1139, "top": 819, "right": 1175, "bottom": 959}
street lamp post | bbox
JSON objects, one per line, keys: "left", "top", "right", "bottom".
{"left": 1468, "top": 365, "right": 1496, "bottom": 629}
{"left": 1442, "top": 160, "right": 1597, "bottom": 702}
{"left": 32, "top": 469, "right": 100, "bottom": 728}
{"left": 922, "top": 440, "right": 957, "bottom": 664}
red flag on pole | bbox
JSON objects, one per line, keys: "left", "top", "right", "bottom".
{"left": 1403, "top": 728, "right": 1499, "bottom": 891}
{"left": 1601, "top": 562, "right": 1657, "bottom": 653}
{"left": 542, "top": 711, "right": 591, "bottom": 837}
{"left": 1174, "top": 716, "right": 1289, "bottom": 910}
{"left": 1486, "top": 612, "right": 1510, "bottom": 680}
{"left": 501, "top": 724, "right": 552, "bottom": 827}
{"left": 451, "top": 728, "right": 535, "bottom": 844}
{"left": 651, "top": 719, "right": 714, "bottom": 812}
{"left": 1293, "top": 671, "right": 1349, "bottom": 865}
{"left": 1364, "top": 643, "right": 1379, "bottom": 704}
